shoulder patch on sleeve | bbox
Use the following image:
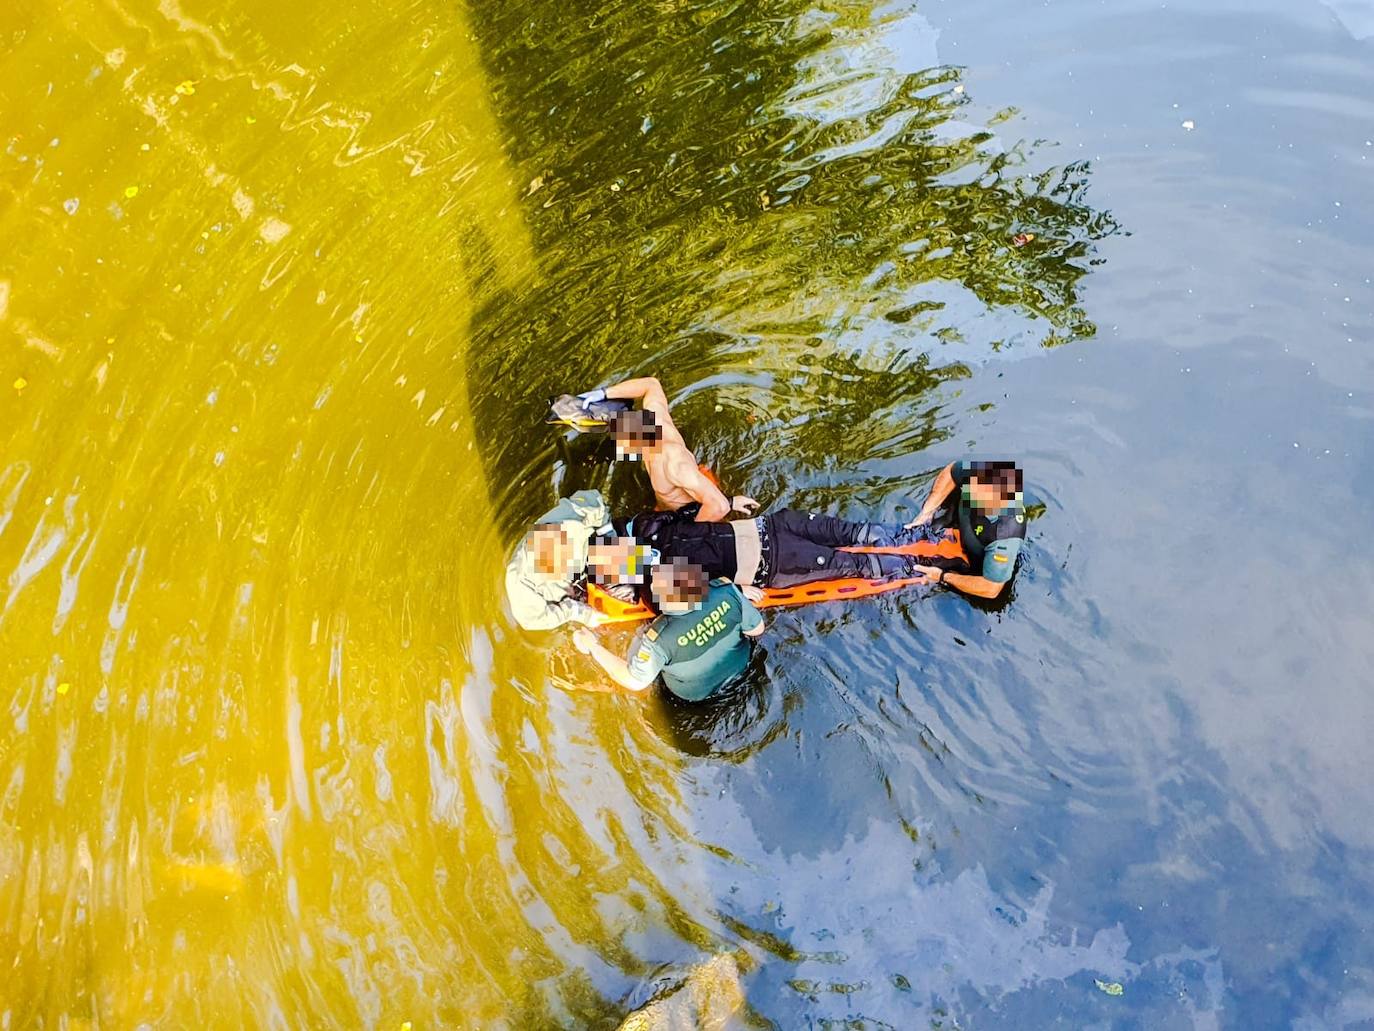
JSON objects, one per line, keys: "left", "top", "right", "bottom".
{"left": 993, "top": 553, "right": 1010, "bottom": 563}
{"left": 645, "top": 627, "right": 658, "bottom": 641}
{"left": 710, "top": 576, "right": 730, "bottom": 586}
{"left": 635, "top": 648, "right": 654, "bottom": 663}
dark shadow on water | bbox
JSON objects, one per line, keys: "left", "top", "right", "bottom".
{"left": 642, "top": 652, "right": 786, "bottom": 761}
{"left": 459, "top": 0, "right": 1130, "bottom": 1025}
{"left": 465, "top": 0, "right": 1122, "bottom": 540}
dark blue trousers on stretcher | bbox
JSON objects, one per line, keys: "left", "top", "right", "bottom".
{"left": 760, "top": 509, "right": 970, "bottom": 588}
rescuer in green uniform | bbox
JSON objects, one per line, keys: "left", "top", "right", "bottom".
{"left": 903, "top": 460, "right": 1027, "bottom": 598}
{"left": 572, "top": 558, "right": 765, "bottom": 701}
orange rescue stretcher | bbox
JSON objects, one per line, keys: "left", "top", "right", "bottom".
{"left": 587, "top": 531, "right": 966, "bottom": 624}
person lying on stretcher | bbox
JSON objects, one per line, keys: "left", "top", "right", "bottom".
{"left": 506, "top": 461, "right": 1026, "bottom": 631}
{"left": 594, "top": 460, "right": 1027, "bottom": 601}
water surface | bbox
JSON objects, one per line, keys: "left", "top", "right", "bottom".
{"left": 2, "top": 0, "right": 1372, "bottom": 1026}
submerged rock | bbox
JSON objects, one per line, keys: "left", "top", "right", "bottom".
{"left": 617, "top": 954, "right": 745, "bottom": 1031}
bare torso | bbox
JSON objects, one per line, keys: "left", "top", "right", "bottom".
{"left": 645, "top": 438, "right": 701, "bottom": 509}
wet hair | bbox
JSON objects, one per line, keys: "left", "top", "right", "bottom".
{"left": 970, "top": 461, "right": 1022, "bottom": 501}
{"left": 651, "top": 557, "right": 709, "bottom": 607}
{"left": 610, "top": 408, "right": 663, "bottom": 449}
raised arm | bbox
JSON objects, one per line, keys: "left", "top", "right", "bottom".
{"left": 906, "top": 463, "right": 957, "bottom": 528}
{"left": 604, "top": 376, "right": 677, "bottom": 431}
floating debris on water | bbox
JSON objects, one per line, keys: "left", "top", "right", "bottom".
{"left": 124, "top": 185, "right": 139, "bottom": 198}
{"left": 175, "top": 80, "right": 197, "bottom": 96}
{"left": 13, "top": 377, "right": 27, "bottom": 391}
{"left": 258, "top": 216, "right": 292, "bottom": 243}
{"left": 63, "top": 197, "right": 79, "bottom": 215}
{"left": 1182, "top": 119, "right": 1195, "bottom": 130}
{"left": 1095, "top": 978, "right": 1124, "bottom": 996}
{"left": 616, "top": 954, "right": 744, "bottom": 1031}
{"left": 56, "top": 681, "right": 70, "bottom": 695}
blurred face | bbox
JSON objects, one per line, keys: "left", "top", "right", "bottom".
{"left": 612, "top": 412, "right": 662, "bottom": 461}
{"left": 650, "top": 560, "right": 705, "bottom": 614}
{"left": 967, "top": 476, "right": 1008, "bottom": 512}
{"left": 587, "top": 538, "right": 658, "bottom": 585}
{"left": 529, "top": 527, "right": 577, "bottom": 579}
{"left": 614, "top": 438, "right": 647, "bottom": 461}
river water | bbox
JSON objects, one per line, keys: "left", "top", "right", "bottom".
{"left": 2, "top": 0, "right": 1372, "bottom": 1027}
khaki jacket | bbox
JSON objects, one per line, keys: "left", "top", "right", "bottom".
{"left": 505, "top": 490, "right": 611, "bottom": 630}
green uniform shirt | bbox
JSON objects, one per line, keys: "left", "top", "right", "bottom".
{"left": 626, "top": 579, "right": 762, "bottom": 701}
{"left": 950, "top": 461, "right": 1026, "bottom": 585}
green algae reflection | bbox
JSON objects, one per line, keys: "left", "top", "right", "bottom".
{"left": 469, "top": 0, "right": 1120, "bottom": 525}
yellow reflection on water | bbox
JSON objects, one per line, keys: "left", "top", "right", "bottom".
{"left": 0, "top": 1, "right": 575, "bottom": 1025}
{"left": 1, "top": 0, "right": 1126, "bottom": 1022}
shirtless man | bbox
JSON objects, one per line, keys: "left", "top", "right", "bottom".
{"left": 576, "top": 376, "right": 756, "bottom": 523}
